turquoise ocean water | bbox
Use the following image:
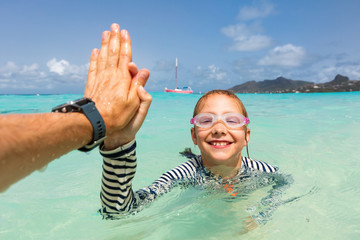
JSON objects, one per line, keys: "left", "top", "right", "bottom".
{"left": 0, "top": 92, "right": 360, "bottom": 239}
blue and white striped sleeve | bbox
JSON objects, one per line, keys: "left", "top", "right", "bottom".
{"left": 99, "top": 140, "right": 138, "bottom": 217}
{"left": 136, "top": 156, "right": 200, "bottom": 201}
{"left": 242, "top": 157, "right": 278, "bottom": 173}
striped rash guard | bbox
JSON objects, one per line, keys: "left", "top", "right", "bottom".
{"left": 99, "top": 140, "right": 280, "bottom": 219}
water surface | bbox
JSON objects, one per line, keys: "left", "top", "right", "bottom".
{"left": 1, "top": 92, "right": 359, "bottom": 239}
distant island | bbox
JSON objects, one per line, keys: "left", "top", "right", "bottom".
{"left": 228, "top": 74, "right": 360, "bottom": 93}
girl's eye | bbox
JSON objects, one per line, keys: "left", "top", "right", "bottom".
{"left": 198, "top": 115, "right": 213, "bottom": 125}
{"left": 199, "top": 118, "right": 212, "bottom": 124}
{"left": 226, "top": 117, "right": 240, "bottom": 124}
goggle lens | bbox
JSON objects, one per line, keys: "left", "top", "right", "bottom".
{"left": 190, "top": 113, "right": 250, "bottom": 128}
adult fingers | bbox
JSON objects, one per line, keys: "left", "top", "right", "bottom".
{"left": 97, "top": 30, "right": 110, "bottom": 74}
{"left": 118, "top": 29, "right": 132, "bottom": 72}
{"left": 107, "top": 23, "right": 121, "bottom": 68}
{"left": 115, "top": 29, "right": 132, "bottom": 93}
{"left": 84, "top": 48, "right": 99, "bottom": 97}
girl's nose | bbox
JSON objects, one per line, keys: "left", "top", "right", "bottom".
{"left": 211, "top": 121, "right": 227, "bottom": 135}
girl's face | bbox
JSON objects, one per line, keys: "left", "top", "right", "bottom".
{"left": 191, "top": 94, "right": 250, "bottom": 168}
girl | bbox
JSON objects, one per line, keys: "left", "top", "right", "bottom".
{"left": 98, "top": 90, "right": 286, "bottom": 222}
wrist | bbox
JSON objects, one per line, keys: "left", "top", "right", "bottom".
{"left": 103, "top": 136, "right": 134, "bottom": 151}
{"left": 99, "top": 139, "right": 136, "bottom": 157}
{"left": 52, "top": 97, "right": 106, "bottom": 151}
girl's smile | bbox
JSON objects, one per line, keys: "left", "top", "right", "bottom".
{"left": 208, "top": 140, "right": 232, "bottom": 148}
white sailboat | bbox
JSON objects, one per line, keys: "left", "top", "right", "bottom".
{"left": 164, "top": 58, "right": 193, "bottom": 94}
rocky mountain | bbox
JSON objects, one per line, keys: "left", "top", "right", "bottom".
{"left": 228, "top": 77, "right": 312, "bottom": 93}
{"left": 228, "top": 75, "right": 360, "bottom": 93}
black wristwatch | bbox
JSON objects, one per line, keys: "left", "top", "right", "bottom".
{"left": 52, "top": 97, "right": 106, "bottom": 152}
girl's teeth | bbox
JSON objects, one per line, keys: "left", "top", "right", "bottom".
{"left": 211, "top": 142, "right": 228, "bottom": 146}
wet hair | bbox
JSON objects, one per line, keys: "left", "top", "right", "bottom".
{"left": 181, "top": 89, "right": 251, "bottom": 158}
{"left": 192, "top": 89, "right": 249, "bottom": 118}
{"left": 179, "top": 148, "right": 196, "bottom": 158}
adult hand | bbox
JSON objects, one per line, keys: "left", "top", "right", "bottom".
{"left": 84, "top": 23, "right": 150, "bottom": 137}
{"left": 103, "top": 63, "right": 152, "bottom": 150}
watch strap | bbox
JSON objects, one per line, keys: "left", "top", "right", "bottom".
{"left": 77, "top": 101, "right": 106, "bottom": 152}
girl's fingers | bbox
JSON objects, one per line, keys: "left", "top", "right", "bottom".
{"left": 128, "top": 68, "right": 150, "bottom": 100}
{"left": 138, "top": 85, "right": 152, "bottom": 106}
{"left": 136, "top": 85, "right": 152, "bottom": 122}
{"left": 128, "top": 62, "right": 138, "bottom": 77}
{"left": 136, "top": 69, "right": 150, "bottom": 87}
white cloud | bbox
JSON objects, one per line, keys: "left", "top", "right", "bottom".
{"left": 0, "top": 61, "right": 19, "bottom": 72}
{"left": 0, "top": 61, "right": 49, "bottom": 92}
{"left": 47, "top": 58, "right": 70, "bottom": 75}
{"left": 233, "top": 58, "right": 284, "bottom": 81}
{"left": 208, "top": 65, "right": 227, "bottom": 81}
{"left": 0, "top": 61, "right": 46, "bottom": 79}
{"left": 221, "top": 2, "right": 276, "bottom": 52}
{"left": 46, "top": 58, "right": 88, "bottom": 80}
{"left": 221, "top": 23, "right": 272, "bottom": 51}
{"left": 317, "top": 64, "right": 360, "bottom": 82}
{"left": 258, "top": 44, "right": 306, "bottom": 67}
{"left": 193, "top": 65, "right": 228, "bottom": 85}
{"left": 21, "top": 63, "right": 39, "bottom": 73}
{"left": 238, "top": 2, "right": 275, "bottom": 21}
{"left": 222, "top": 23, "right": 251, "bottom": 38}
{"left": 232, "top": 34, "right": 272, "bottom": 52}
{"left": 0, "top": 59, "right": 89, "bottom": 93}
{"left": 0, "top": 62, "right": 20, "bottom": 78}
{"left": 20, "top": 63, "right": 46, "bottom": 77}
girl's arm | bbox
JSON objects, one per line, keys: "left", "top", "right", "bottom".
{"left": 99, "top": 142, "right": 200, "bottom": 219}
{"left": 250, "top": 171, "right": 293, "bottom": 225}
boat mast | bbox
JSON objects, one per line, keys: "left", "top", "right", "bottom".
{"left": 175, "top": 57, "right": 178, "bottom": 89}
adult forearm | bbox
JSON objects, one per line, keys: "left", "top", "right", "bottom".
{"left": 0, "top": 113, "right": 92, "bottom": 192}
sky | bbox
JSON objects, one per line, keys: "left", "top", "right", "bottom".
{"left": 0, "top": 0, "right": 360, "bottom": 94}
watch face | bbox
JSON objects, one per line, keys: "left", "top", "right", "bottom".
{"left": 52, "top": 102, "right": 72, "bottom": 113}
{"left": 52, "top": 97, "right": 91, "bottom": 113}
{"left": 72, "top": 98, "right": 91, "bottom": 106}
